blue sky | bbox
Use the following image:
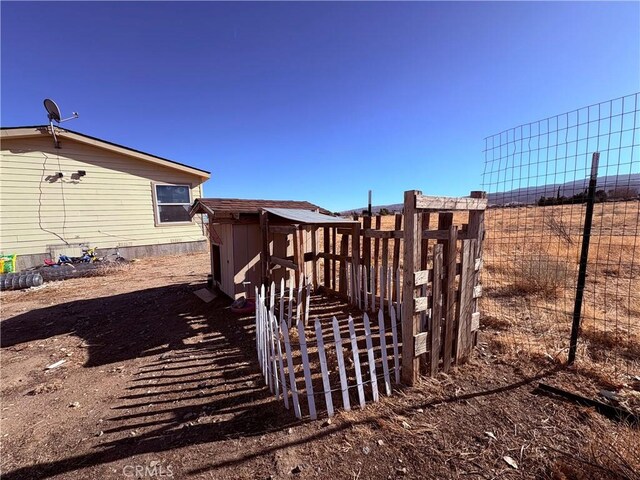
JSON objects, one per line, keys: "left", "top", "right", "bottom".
{"left": 2, "top": 1, "right": 639, "bottom": 211}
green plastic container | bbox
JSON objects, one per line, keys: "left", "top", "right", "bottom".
{"left": 0, "top": 254, "right": 17, "bottom": 273}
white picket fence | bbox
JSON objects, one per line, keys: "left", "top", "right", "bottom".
{"left": 255, "top": 278, "right": 402, "bottom": 419}
{"left": 345, "top": 264, "right": 402, "bottom": 320}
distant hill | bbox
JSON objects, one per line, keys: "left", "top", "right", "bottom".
{"left": 340, "top": 203, "right": 403, "bottom": 216}
{"left": 487, "top": 173, "right": 640, "bottom": 206}
{"left": 340, "top": 173, "right": 640, "bottom": 215}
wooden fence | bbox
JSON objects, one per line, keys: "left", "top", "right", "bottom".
{"left": 255, "top": 279, "right": 401, "bottom": 419}
{"left": 258, "top": 190, "right": 486, "bottom": 387}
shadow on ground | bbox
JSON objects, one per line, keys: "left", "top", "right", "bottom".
{"left": 1, "top": 283, "right": 309, "bottom": 480}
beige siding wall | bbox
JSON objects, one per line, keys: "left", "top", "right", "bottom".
{"left": 0, "top": 136, "right": 207, "bottom": 257}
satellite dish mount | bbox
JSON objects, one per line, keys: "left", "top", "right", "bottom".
{"left": 43, "top": 98, "right": 79, "bottom": 148}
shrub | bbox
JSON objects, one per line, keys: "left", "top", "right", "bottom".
{"left": 510, "top": 253, "right": 574, "bottom": 297}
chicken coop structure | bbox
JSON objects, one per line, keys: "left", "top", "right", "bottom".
{"left": 191, "top": 191, "right": 487, "bottom": 393}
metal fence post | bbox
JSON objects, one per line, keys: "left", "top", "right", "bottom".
{"left": 567, "top": 152, "right": 600, "bottom": 365}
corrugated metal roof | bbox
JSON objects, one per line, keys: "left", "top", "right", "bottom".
{"left": 263, "top": 207, "right": 357, "bottom": 224}
{"left": 190, "top": 198, "right": 330, "bottom": 215}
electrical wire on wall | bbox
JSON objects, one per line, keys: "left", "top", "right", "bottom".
{"left": 38, "top": 152, "right": 69, "bottom": 245}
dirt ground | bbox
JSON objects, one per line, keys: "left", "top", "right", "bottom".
{"left": 1, "top": 253, "right": 639, "bottom": 479}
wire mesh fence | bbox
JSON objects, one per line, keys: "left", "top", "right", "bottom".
{"left": 481, "top": 93, "right": 640, "bottom": 385}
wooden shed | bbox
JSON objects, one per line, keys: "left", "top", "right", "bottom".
{"left": 189, "top": 198, "right": 358, "bottom": 299}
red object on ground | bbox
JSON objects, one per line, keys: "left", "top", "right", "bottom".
{"left": 230, "top": 298, "right": 256, "bottom": 314}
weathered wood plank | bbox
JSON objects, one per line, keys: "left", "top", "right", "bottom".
{"left": 392, "top": 213, "right": 403, "bottom": 303}
{"left": 260, "top": 211, "right": 270, "bottom": 285}
{"left": 362, "top": 215, "right": 372, "bottom": 279}
{"left": 288, "top": 272, "right": 295, "bottom": 328}
{"left": 273, "top": 311, "right": 289, "bottom": 408}
{"left": 390, "top": 306, "right": 400, "bottom": 384}
{"left": 271, "top": 256, "right": 298, "bottom": 271}
{"left": 323, "top": 227, "right": 330, "bottom": 287}
{"left": 414, "top": 296, "right": 429, "bottom": 313}
{"left": 468, "top": 192, "right": 486, "bottom": 347}
{"left": 269, "top": 224, "right": 297, "bottom": 235}
{"left": 416, "top": 195, "right": 488, "bottom": 211}
{"left": 401, "top": 190, "right": 422, "bottom": 385}
{"left": 311, "top": 227, "right": 318, "bottom": 288}
{"left": 442, "top": 224, "right": 458, "bottom": 373}
{"left": 298, "top": 320, "right": 317, "bottom": 419}
{"left": 363, "top": 313, "right": 379, "bottom": 402}
{"left": 378, "top": 309, "right": 392, "bottom": 395}
{"left": 339, "top": 234, "right": 348, "bottom": 295}
{"left": 414, "top": 269, "right": 431, "bottom": 286}
{"left": 381, "top": 238, "right": 389, "bottom": 312}
{"left": 315, "top": 319, "right": 334, "bottom": 417}
{"left": 456, "top": 240, "right": 475, "bottom": 363}
{"left": 332, "top": 316, "right": 351, "bottom": 411}
{"left": 348, "top": 316, "right": 366, "bottom": 408}
{"left": 373, "top": 215, "right": 381, "bottom": 288}
{"left": 363, "top": 266, "right": 369, "bottom": 312}
{"left": 414, "top": 331, "right": 429, "bottom": 356}
{"left": 281, "top": 319, "right": 302, "bottom": 419}
{"left": 331, "top": 227, "right": 337, "bottom": 291}
{"left": 363, "top": 229, "right": 403, "bottom": 239}
{"left": 371, "top": 265, "right": 376, "bottom": 313}
{"left": 317, "top": 252, "right": 352, "bottom": 262}
{"left": 352, "top": 223, "right": 361, "bottom": 308}
{"left": 471, "top": 312, "right": 480, "bottom": 331}
{"left": 430, "top": 245, "right": 443, "bottom": 376}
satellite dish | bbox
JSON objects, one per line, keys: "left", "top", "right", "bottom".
{"left": 42, "top": 98, "right": 79, "bottom": 148}
{"left": 44, "top": 99, "right": 62, "bottom": 122}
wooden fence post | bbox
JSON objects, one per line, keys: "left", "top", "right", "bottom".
{"left": 311, "top": 226, "right": 318, "bottom": 289}
{"left": 352, "top": 222, "right": 361, "bottom": 307}
{"left": 401, "top": 190, "right": 422, "bottom": 385}
{"left": 467, "top": 191, "right": 486, "bottom": 347}
{"left": 259, "top": 210, "right": 270, "bottom": 286}
{"left": 323, "top": 227, "right": 330, "bottom": 287}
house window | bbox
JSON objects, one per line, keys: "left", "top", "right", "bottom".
{"left": 154, "top": 184, "right": 192, "bottom": 224}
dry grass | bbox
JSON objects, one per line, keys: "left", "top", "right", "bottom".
{"left": 481, "top": 200, "right": 640, "bottom": 385}
{"left": 509, "top": 253, "right": 574, "bottom": 297}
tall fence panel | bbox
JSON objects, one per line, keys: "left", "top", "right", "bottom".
{"left": 481, "top": 93, "right": 640, "bottom": 385}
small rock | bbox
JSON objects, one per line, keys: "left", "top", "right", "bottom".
{"left": 396, "top": 467, "right": 407, "bottom": 475}
{"left": 362, "top": 446, "right": 371, "bottom": 455}
{"left": 377, "top": 439, "right": 384, "bottom": 446}
{"left": 416, "top": 408, "right": 424, "bottom": 413}
{"left": 130, "top": 430, "right": 137, "bottom": 436}
{"left": 322, "top": 419, "right": 332, "bottom": 427}
{"left": 287, "top": 427, "right": 293, "bottom": 435}
{"left": 484, "top": 431, "right": 497, "bottom": 440}
{"left": 503, "top": 456, "right": 518, "bottom": 469}
{"left": 401, "top": 421, "right": 411, "bottom": 429}
{"left": 69, "top": 402, "right": 80, "bottom": 408}
{"left": 96, "top": 430, "right": 104, "bottom": 437}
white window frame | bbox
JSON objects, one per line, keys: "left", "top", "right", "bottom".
{"left": 152, "top": 182, "right": 194, "bottom": 226}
